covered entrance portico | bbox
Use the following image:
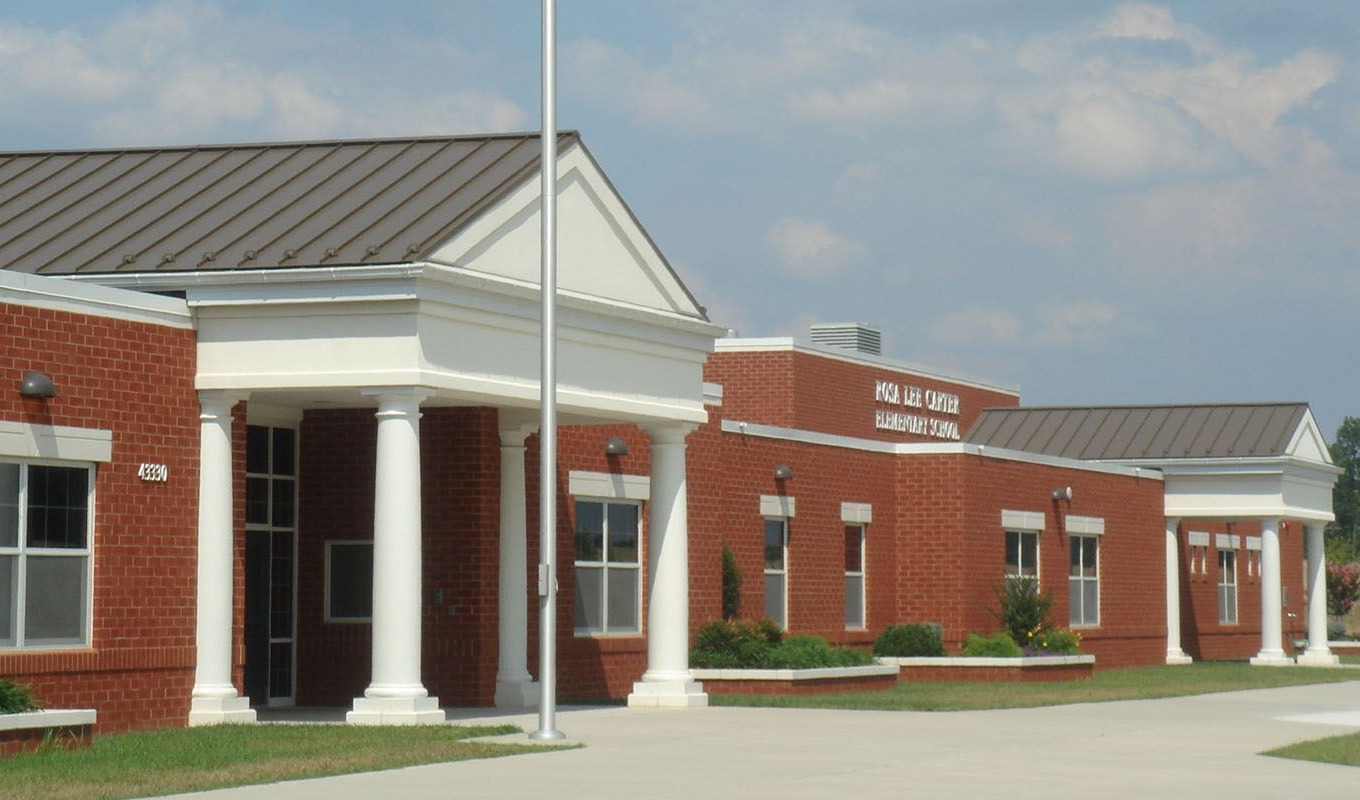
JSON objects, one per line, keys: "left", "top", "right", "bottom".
{"left": 1159, "top": 417, "right": 1342, "bottom": 667}
{"left": 56, "top": 133, "right": 727, "bottom": 726}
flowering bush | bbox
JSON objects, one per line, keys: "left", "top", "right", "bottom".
{"left": 1019, "top": 625, "right": 1082, "bottom": 656}
{"left": 1327, "top": 562, "right": 1360, "bottom": 617}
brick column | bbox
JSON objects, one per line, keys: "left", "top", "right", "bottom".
{"left": 189, "top": 391, "right": 256, "bottom": 726}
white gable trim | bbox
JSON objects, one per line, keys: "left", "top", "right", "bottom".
{"left": 428, "top": 142, "right": 705, "bottom": 320}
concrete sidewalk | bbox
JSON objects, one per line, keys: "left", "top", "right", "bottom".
{"left": 159, "top": 681, "right": 1360, "bottom": 799}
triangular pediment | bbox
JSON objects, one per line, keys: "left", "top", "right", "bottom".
{"left": 427, "top": 141, "right": 706, "bottom": 319}
{"left": 1287, "top": 408, "right": 1333, "bottom": 464}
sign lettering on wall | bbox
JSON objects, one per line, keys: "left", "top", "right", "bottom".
{"left": 872, "top": 380, "right": 960, "bottom": 440}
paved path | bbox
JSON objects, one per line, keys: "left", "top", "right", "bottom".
{"left": 160, "top": 681, "right": 1360, "bottom": 799}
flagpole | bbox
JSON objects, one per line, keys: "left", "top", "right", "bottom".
{"left": 530, "top": 0, "right": 565, "bottom": 742}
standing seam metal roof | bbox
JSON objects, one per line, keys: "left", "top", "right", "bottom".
{"left": 964, "top": 403, "right": 1310, "bottom": 460}
{"left": 0, "top": 132, "right": 572, "bottom": 275}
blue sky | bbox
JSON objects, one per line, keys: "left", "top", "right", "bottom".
{"left": 4, "top": 1, "right": 1359, "bottom": 438}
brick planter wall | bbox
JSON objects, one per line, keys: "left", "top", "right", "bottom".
{"left": 0, "top": 710, "right": 96, "bottom": 756}
{"left": 885, "top": 655, "right": 1095, "bottom": 683}
{"left": 691, "top": 665, "right": 900, "bottom": 696}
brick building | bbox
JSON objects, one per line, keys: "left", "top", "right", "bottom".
{"left": 0, "top": 134, "right": 1342, "bottom": 733}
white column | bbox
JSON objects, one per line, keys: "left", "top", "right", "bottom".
{"left": 1165, "top": 518, "right": 1192, "bottom": 665}
{"left": 348, "top": 389, "right": 445, "bottom": 724}
{"left": 628, "top": 424, "right": 707, "bottom": 708}
{"left": 495, "top": 423, "right": 539, "bottom": 706}
{"left": 1251, "top": 517, "right": 1292, "bottom": 665}
{"left": 189, "top": 392, "right": 256, "bottom": 725}
{"left": 1299, "top": 522, "right": 1340, "bottom": 666}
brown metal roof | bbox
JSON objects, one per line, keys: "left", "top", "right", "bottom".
{"left": 964, "top": 403, "right": 1309, "bottom": 460}
{"left": 0, "top": 132, "right": 574, "bottom": 274}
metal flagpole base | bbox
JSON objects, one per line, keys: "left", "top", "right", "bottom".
{"left": 528, "top": 728, "right": 567, "bottom": 741}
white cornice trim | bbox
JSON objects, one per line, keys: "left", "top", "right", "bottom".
{"left": 1, "top": 270, "right": 191, "bottom": 328}
{"left": 713, "top": 337, "right": 1019, "bottom": 396}
{"left": 719, "top": 419, "right": 1162, "bottom": 480}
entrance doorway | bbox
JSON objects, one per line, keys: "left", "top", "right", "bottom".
{"left": 244, "top": 425, "right": 297, "bottom": 706}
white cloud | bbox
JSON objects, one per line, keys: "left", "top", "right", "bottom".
{"left": 929, "top": 300, "right": 1128, "bottom": 351}
{"left": 765, "top": 217, "right": 866, "bottom": 278}
{"left": 928, "top": 306, "right": 1024, "bottom": 348}
{"left": 0, "top": 0, "right": 527, "bottom": 146}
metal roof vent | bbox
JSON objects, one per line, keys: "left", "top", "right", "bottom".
{"left": 809, "top": 322, "right": 882, "bottom": 356}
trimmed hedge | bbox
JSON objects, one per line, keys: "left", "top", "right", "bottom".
{"left": 961, "top": 632, "right": 1024, "bottom": 658}
{"left": 874, "top": 624, "right": 945, "bottom": 657}
{"left": 691, "top": 620, "right": 873, "bottom": 669}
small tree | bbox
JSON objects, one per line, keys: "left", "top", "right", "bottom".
{"left": 721, "top": 544, "right": 742, "bottom": 620}
{"left": 1327, "top": 417, "right": 1360, "bottom": 562}
{"left": 992, "top": 578, "right": 1052, "bottom": 645}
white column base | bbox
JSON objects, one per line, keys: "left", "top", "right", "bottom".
{"left": 346, "top": 695, "right": 446, "bottom": 725}
{"left": 1249, "top": 651, "right": 1295, "bottom": 667}
{"left": 494, "top": 679, "right": 540, "bottom": 708}
{"left": 627, "top": 679, "right": 708, "bottom": 709}
{"left": 1296, "top": 649, "right": 1341, "bottom": 667}
{"left": 188, "top": 695, "right": 257, "bottom": 726}
{"left": 1165, "top": 651, "right": 1193, "bottom": 665}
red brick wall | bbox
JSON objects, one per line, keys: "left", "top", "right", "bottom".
{"left": 705, "top": 348, "right": 1019, "bottom": 443}
{"left": 1177, "top": 519, "right": 1306, "bottom": 661}
{"left": 0, "top": 299, "right": 198, "bottom": 733}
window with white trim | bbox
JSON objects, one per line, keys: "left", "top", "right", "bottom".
{"left": 1068, "top": 535, "right": 1099, "bottom": 627}
{"left": 1218, "top": 549, "right": 1238, "bottom": 624}
{"left": 573, "top": 499, "right": 641, "bottom": 635}
{"left": 0, "top": 461, "right": 92, "bottom": 649}
{"left": 764, "top": 518, "right": 788, "bottom": 629}
{"left": 1005, "top": 530, "right": 1039, "bottom": 580}
{"left": 844, "top": 524, "right": 865, "bottom": 630}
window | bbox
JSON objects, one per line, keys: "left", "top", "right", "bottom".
{"left": 325, "top": 541, "right": 373, "bottom": 621}
{"left": 1005, "top": 530, "right": 1039, "bottom": 579}
{"left": 844, "top": 524, "right": 865, "bottom": 630}
{"left": 0, "top": 462, "right": 92, "bottom": 649}
{"left": 764, "top": 518, "right": 788, "bottom": 629}
{"left": 574, "top": 500, "right": 640, "bottom": 635}
{"left": 1068, "top": 535, "right": 1099, "bottom": 627}
{"left": 1218, "top": 549, "right": 1238, "bottom": 624}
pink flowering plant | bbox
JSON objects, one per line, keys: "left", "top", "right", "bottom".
{"left": 1327, "top": 562, "right": 1360, "bottom": 617}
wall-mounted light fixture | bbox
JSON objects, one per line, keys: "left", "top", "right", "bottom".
{"left": 774, "top": 464, "right": 794, "bottom": 481}
{"left": 1051, "top": 486, "right": 1072, "bottom": 502}
{"left": 19, "top": 370, "right": 56, "bottom": 399}
{"left": 604, "top": 436, "right": 630, "bottom": 456}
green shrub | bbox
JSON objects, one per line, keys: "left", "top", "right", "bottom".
{"left": 691, "top": 621, "right": 871, "bottom": 669}
{"left": 721, "top": 545, "right": 742, "bottom": 620}
{"left": 961, "top": 632, "right": 1023, "bottom": 658}
{"left": 1026, "top": 626, "right": 1082, "bottom": 656}
{"left": 767, "top": 635, "right": 874, "bottom": 669}
{"left": 691, "top": 618, "right": 782, "bottom": 668}
{"left": 0, "top": 679, "right": 39, "bottom": 714}
{"left": 874, "top": 623, "right": 945, "bottom": 657}
{"left": 992, "top": 578, "right": 1052, "bottom": 644}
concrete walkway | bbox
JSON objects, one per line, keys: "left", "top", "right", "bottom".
{"left": 159, "top": 681, "right": 1360, "bottom": 799}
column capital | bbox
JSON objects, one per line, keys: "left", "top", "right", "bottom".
{"left": 361, "top": 386, "right": 434, "bottom": 405}
{"left": 499, "top": 424, "right": 538, "bottom": 447}
{"left": 642, "top": 422, "right": 698, "bottom": 445}
{"left": 198, "top": 390, "right": 246, "bottom": 419}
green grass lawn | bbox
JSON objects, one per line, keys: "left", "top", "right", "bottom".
{"left": 1265, "top": 730, "right": 1360, "bottom": 767}
{"left": 709, "top": 662, "right": 1360, "bottom": 711}
{"left": 0, "top": 723, "right": 560, "bottom": 800}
